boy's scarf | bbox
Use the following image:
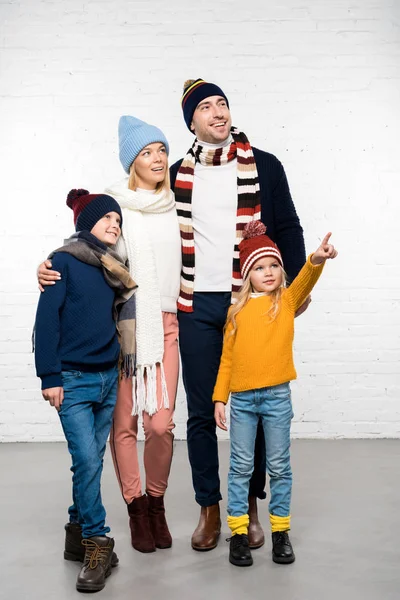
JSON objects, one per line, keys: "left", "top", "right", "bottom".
{"left": 49, "top": 231, "right": 137, "bottom": 378}
{"left": 174, "top": 127, "right": 261, "bottom": 312}
{"left": 105, "top": 180, "right": 176, "bottom": 415}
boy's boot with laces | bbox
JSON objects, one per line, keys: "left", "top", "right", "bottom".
{"left": 64, "top": 523, "right": 85, "bottom": 562}
{"left": 64, "top": 522, "right": 119, "bottom": 565}
{"left": 271, "top": 530, "right": 295, "bottom": 564}
{"left": 76, "top": 536, "right": 116, "bottom": 592}
{"left": 229, "top": 534, "right": 253, "bottom": 567}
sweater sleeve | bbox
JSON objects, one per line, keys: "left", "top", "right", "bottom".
{"left": 212, "top": 315, "right": 236, "bottom": 404}
{"left": 285, "top": 254, "right": 324, "bottom": 312}
{"left": 34, "top": 254, "right": 67, "bottom": 389}
{"left": 270, "top": 158, "right": 306, "bottom": 283}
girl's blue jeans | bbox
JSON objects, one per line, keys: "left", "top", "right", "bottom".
{"left": 58, "top": 366, "right": 118, "bottom": 538}
{"left": 227, "top": 382, "right": 293, "bottom": 518}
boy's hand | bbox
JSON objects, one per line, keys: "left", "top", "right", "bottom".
{"left": 37, "top": 260, "right": 61, "bottom": 292}
{"left": 42, "top": 387, "right": 64, "bottom": 411}
{"left": 311, "top": 233, "right": 338, "bottom": 265}
{"left": 214, "top": 402, "right": 228, "bottom": 431}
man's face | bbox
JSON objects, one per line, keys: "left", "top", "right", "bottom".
{"left": 190, "top": 95, "right": 232, "bottom": 143}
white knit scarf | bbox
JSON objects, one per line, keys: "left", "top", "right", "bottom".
{"left": 105, "top": 179, "right": 176, "bottom": 416}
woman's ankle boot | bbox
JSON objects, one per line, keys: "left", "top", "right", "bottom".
{"left": 127, "top": 494, "right": 156, "bottom": 553}
{"left": 147, "top": 492, "right": 172, "bottom": 549}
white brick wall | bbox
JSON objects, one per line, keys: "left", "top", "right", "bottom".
{"left": 1, "top": 0, "right": 399, "bottom": 441}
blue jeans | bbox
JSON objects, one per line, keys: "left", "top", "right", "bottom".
{"left": 58, "top": 366, "right": 118, "bottom": 538}
{"left": 228, "top": 383, "right": 293, "bottom": 518}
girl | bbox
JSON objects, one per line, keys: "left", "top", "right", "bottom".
{"left": 106, "top": 116, "right": 181, "bottom": 553}
{"left": 213, "top": 221, "right": 337, "bottom": 567}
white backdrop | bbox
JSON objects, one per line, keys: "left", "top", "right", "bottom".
{"left": 1, "top": 0, "right": 399, "bottom": 441}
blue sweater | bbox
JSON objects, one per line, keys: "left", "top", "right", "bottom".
{"left": 34, "top": 252, "right": 120, "bottom": 389}
{"left": 170, "top": 147, "right": 306, "bottom": 284}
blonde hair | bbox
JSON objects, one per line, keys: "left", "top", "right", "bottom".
{"left": 226, "top": 266, "right": 287, "bottom": 335}
{"left": 128, "top": 153, "right": 171, "bottom": 194}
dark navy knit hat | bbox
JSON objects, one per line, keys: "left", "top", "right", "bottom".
{"left": 181, "top": 78, "right": 230, "bottom": 132}
{"left": 66, "top": 189, "right": 123, "bottom": 232}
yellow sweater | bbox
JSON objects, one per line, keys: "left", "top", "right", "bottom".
{"left": 212, "top": 255, "right": 324, "bottom": 403}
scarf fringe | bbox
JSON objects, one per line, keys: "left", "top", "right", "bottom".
{"left": 131, "top": 362, "right": 170, "bottom": 416}
{"left": 121, "top": 354, "right": 136, "bottom": 379}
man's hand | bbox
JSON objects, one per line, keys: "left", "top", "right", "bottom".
{"left": 294, "top": 295, "right": 311, "bottom": 318}
{"left": 214, "top": 402, "right": 228, "bottom": 431}
{"left": 37, "top": 259, "right": 61, "bottom": 292}
{"left": 42, "top": 387, "right": 64, "bottom": 411}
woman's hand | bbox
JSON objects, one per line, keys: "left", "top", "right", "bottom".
{"left": 37, "top": 259, "right": 61, "bottom": 292}
{"left": 214, "top": 402, "right": 228, "bottom": 431}
{"left": 311, "top": 233, "right": 338, "bottom": 265}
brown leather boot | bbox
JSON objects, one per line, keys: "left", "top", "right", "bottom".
{"left": 64, "top": 522, "right": 119, "bottom": 565}
{"left": 76, "top": 536, "right": 116, "bottom": 593}
{"left": 191, "top": 503, "right": 221, "bottom": 551}
{"left": 147, "top": 493, "right": 172, "bottom": 549}
{"left": 127, "top": 494, "right": 156, "bottom": 553}
{"left": 248, "top": 496, "right": 265, "bottom": 549}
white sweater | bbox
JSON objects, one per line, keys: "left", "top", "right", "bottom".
{"left": 192, "top": 137, "right": 238, "bottom": 292}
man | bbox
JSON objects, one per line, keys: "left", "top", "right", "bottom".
{"left": 169, "top": 79, "right": 306, "bottom": 552}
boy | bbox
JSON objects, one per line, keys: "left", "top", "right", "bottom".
{"left": 34, "top": 189, "right": 136, "bottom": 593}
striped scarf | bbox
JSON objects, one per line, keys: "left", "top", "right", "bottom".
{"left": 174, "top": 127, "right": 261, "bottom": 312}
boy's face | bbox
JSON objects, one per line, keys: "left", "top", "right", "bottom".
{"left": 90, "top": 212, "right": 121, "bottom": 246}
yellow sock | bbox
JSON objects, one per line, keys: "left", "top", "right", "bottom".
{"left": 270, "top": 514, "right": 291, "bottom": 533}
{"left": 227, "top": 514, "right": 249, "bottom": 536}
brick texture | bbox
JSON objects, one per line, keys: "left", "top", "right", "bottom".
{"left": 1, "top": 0, "right": 399, "bottom": 440}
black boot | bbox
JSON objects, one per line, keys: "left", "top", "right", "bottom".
{"left": 76, "top": 536, "right": 116, "bottom": 592}
{"left": 64, "top": 522, "right": 119, "bottom": 566}
{"left": 229, "top": 534, "right": 253, "bottom": 567}
{"left": 271, "top": 531, "right": 295, "bottom": 564}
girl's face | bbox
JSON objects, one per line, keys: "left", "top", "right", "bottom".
{"left": 249, "top": 256, "right": 283, "bottom": 293}
{"left": 91, "top": 212, "right": 121, "bottom": 246}
{"left": 132, "top": 142, "right": 168, "bottom": 190}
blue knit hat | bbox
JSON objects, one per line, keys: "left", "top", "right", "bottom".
{"left": 181, "top": 79, "right": 230, "bottom": 132}
{"left": 118, "top": 116, "right": 170, "bottom": 174}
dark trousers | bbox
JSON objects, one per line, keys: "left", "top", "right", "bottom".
{"left": 178, "top": 292, "right": 266, "bottom": 507}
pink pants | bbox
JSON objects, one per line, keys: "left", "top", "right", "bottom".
{"left": 110, "top": 312, "right": 179, "bottom": 503}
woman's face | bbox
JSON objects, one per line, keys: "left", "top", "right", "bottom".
{"left": 132, "top": 142, "right": 168, "bottom": 190}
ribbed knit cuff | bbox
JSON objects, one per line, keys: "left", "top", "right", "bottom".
{"left": 227, "top": 514, "right": 249, "bottom": 536}
{"left": 270, "top": 513, "right": 291, "bottom": 533}
{"left": 41, "top": 373, "right": 62, "bottom": 390}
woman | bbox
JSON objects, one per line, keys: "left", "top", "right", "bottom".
{"left": 38, "top": 116, "right": 181, "bottom": 554}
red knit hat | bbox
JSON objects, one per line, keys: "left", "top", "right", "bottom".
{"left": 239, "top": 221, "right": 283, "bottom": 280}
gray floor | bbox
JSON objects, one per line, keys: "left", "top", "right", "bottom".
{"left": 1, "top": 440, "right": 399, "bottom": 600}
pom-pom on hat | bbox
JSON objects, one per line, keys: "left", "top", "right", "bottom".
{"left": 118, "top": 115, "right": 170, "bottom": 174}
{"left": 181, "top": 78, "right": 230, "bottom": 132}
{"left": 239, "top": 221, "right": 283, "bottom": 280}
{"left": 66, "top": 189, "right": 123, "bottom": 233}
